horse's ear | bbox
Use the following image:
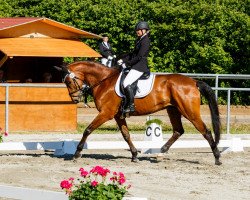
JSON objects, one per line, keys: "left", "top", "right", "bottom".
{"left": 53, "top": 66, "right": 63, "bottom": 72}
{"left": 53, "top": 66, "right": 68, "bottom": 73}
{"left": 61, "top": 66, "right": 69, "bottom": 73}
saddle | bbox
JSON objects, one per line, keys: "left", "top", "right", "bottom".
{"left": 115, "top": 69, "right": 155, "bottom": 98}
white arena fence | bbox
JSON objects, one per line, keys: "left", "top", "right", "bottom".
{"left": 0, "top": 121, "right": 250, "bottom": 155}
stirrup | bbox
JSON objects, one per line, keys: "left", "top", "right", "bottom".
{"left": 123, "top": 104, "right": 135, "bottom": 114}
{"left": 121, "top": 112, "right": 130, "bottom": 119}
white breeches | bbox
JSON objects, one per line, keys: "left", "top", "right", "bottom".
{"left": 101, "top": 58, "right": 112, "bottom": 67}
{"left": 123, "top": 69, "right": 143, "bottom": 88}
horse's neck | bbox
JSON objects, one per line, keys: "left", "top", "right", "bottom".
{"left": 80, "top": 62, "right": 116, "bottom": 85}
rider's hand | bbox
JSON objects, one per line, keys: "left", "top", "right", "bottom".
{"left": 108, "top": 56, "right": 113, "bottom": 60}
{"left": 122, "top": 63, "right": 126, "bottom": 69}
{"left": 117, "top": 59, "right": 123, "bottom": 65}
{"left": 113, "top": 55, "right": 116, "bottom": 58}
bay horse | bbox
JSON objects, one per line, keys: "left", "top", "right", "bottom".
{"left": 55, "top": 61, "right": 222, "bottom": 165}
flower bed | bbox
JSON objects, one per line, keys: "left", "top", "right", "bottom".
{"left": 61, "top": 165, "right": 131, "bottom": 200}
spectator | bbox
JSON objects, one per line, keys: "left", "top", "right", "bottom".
{"left": 99, "top": 35, "right": 116, "bottom": 67}
{"left": 25, "top": 78, "right": 33, "bottom": 83}
{"left": 0, "top": 70, "right": 6, "bottom": 83}
{"left": 43, "top": 72, "right": 52, "bottom": 83}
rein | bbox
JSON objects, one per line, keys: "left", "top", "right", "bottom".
{"left": 87, "top": 70, "right": 119, "bottom": 91}
{"left": 65, "top": 69, "right": 119, "bottom": 102}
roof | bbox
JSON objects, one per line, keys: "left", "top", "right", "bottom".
{"left": 0, "top": 17, "right": 102, "bottom": 39}
{"left": 0, "top": 17, "right": 42, "bottom": 29}
{"left": 0, "top": 38, "right": 101, "bottom": 57}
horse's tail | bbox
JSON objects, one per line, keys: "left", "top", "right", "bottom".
{"left": 196, "top": 81, "right": 221, "bottom": 145}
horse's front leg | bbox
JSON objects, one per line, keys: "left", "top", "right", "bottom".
{"left": 74, "top": 112, "right": 111, "bottom": 159}
{"left": 114, "top": 115, "right": 138, "bottom": 162}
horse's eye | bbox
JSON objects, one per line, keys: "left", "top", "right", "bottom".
{"left": 65, "top": 80, "right": 71, "bottom": 86}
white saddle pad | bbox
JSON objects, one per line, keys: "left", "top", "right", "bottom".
{"left": 115, "top": 73, "right": 155, "bottom": 98}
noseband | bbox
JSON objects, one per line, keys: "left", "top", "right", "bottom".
{"left": 64, "top": 69, "right": 119, "bottom": 100}
{"left": 63, "top": 71, "right": 87, "bottom": 99}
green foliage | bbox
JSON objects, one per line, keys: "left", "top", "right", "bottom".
{"left": 0, "top": 0, "right": 249, "bottom": 104}
{"left": 145, "top": 118, "right": 163, "bottom": 126}
{"left": 69, "top": 182, "right": 127, "bottom": 200}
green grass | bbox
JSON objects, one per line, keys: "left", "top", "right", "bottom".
{"left": 77, "top": 122, "right": 250, "bottom": 135}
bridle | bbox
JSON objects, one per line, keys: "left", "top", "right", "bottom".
{"left": 63, "top": 69, "right": 119, "bottom": 101}
{"left": 63, "top": 71, "right": 85, "bottom": 98}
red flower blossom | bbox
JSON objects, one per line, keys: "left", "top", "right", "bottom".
{"left": 69, "top": 177, "right": 74, "bottom": 181}
{"left": 4, "top": 132, "right": 8, "bottom": 137}
{"left": 90, "top": 166, "right": 110, "bottom": 177}
{"left": 118, "top": 177, "right": 126, "bottom": 185}
{"left": 60, "top": 180, "right": 73, "bottom": 189}
{"left": 91, "top": 180, "right": 98, "bottom": 187}
{"left": 79, "top": 168, "right": 89, "bottom": 177}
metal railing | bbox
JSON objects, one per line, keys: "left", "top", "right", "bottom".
{"left": 155, "top": 73, "right": 250, "bottom": 100}
{"left": 1, "top": 74, "right": 250, "bottom": 135}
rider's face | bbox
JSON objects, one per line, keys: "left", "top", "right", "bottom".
{"left": 103, "top": 37, "right": 108, "bottom": 42}
{"left": 136, "top": 29, "right": 146, "bottom": 37}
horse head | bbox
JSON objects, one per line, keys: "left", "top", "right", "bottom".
{"left": 54, "top": 64, "right": 85, "bottom": 103}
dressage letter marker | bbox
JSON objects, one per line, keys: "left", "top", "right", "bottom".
{"left": 142, "top": 122, "right": 163, "bottom": 154}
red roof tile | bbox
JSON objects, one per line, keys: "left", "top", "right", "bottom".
{"left": 0, "top": 17, "right": 42, "bottom": 30}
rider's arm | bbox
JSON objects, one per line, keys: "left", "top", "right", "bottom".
{"left": 125, "top": 37, "right": 150, "bottom": 66}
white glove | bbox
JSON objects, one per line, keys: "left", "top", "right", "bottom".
{"left": 117, "top": 59, "right": 123, "bottom": 65}
{"left": 122, "top": 63, "right": 127, "bottom": 69}
{"left": 108, "top": 56, "right": 113, "bottom": 60}
{"left": 113, "top": 55, "right": 116, "bottom": 58}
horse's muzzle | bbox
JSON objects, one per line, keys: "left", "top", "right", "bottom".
{"left": 73, "top": 99, "right": 79, "bottom": 104}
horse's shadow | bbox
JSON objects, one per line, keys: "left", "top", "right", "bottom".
{"left": 0, "top": 151, "right": 159, "bottom": 163}
{"left": 0, "top": 151, "right": 206, "bottom": 165}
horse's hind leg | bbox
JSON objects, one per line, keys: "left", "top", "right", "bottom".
{"left": 189, "top": 115, "right": 222, "bottom": 165}
{"left": 161, "top": 106, "right": 184, "bottom": 153}
{"left": 114, "top": 115, "right": 138, "bottom": 162}
{"left": 191, "top": 119, "right": 221, "bottom": 165}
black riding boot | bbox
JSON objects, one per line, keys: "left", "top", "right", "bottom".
{"left": 124, "top": 85, "right": 135, "bottom": 113}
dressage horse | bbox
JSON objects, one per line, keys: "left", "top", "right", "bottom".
{"left": 55, "top": 61, "right": 222, "bottom": 165}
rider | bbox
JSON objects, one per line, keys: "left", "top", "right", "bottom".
{"left": 117, "top": 21, "right": 151, "bottom": 114}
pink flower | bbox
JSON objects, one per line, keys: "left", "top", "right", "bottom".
{"left": 90, "top": 166, "right": 110, "bottom": 177}
{"left": 79, "top": 168, "right": 89, "bottom": 177}
{"left": 60, "top": 180, "right": 73, "bottom": 189}
{"left": 118, "top": 172, "right": 125, "bottom": 178}
{"left": 91, "top": 180, "right": 98, "bottom": 187}
{"left": 110, "top": 176, "right": 117, "bottom": 182}
{"left": 118, "top": 177, "right": 126, "bottom": 185}
{"left": 4, "top": 132, "right": 8, "bottom": 137}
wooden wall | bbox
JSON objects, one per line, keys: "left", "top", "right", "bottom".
{"left": 0, "top": 86, "right": 77, "bottom": 132}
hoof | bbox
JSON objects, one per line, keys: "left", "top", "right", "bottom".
{"left": 160, "top": 146, "right": 169, "bottom": 154}
{"left": 73, "top": 151, "right": 82, "bottom": 160}
{"left": 215, "top": 160, "right": 222, "bottom": 165}
{"left": 156, "top": 153, "right": 165, "bottom": 162}
{"left": 131, "top": 157, "right": 138, "bottom": 163}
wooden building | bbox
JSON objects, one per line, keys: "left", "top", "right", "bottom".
{"left": 0, "top": 17, "right": 101, "bottom": 132}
